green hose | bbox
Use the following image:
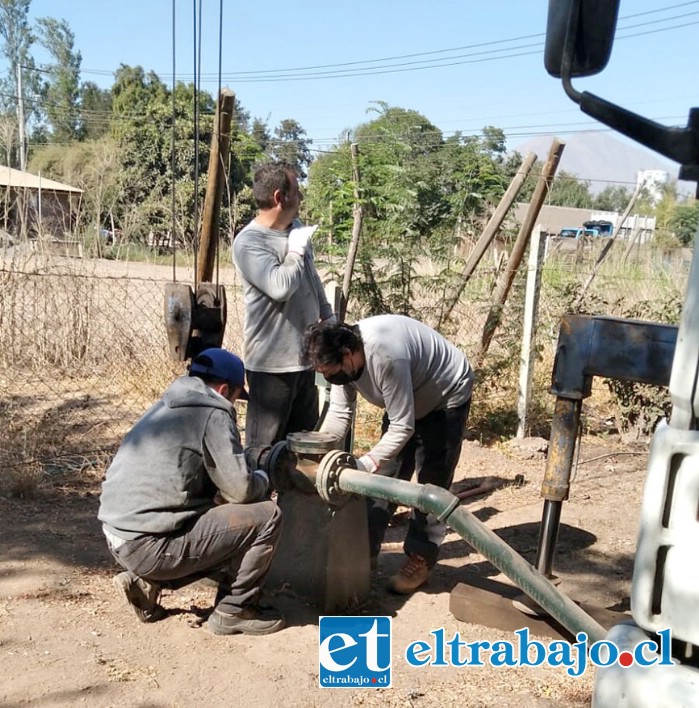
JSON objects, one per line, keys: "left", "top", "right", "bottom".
{"left": 337, "top": 467, "right": 606, "bottom": 643}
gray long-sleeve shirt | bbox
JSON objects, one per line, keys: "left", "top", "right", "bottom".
{"left": 320, "top": 315, "right": 475, "bottom": 465}
{"left": 232, "top": 220, "right": 332, "bottom": 372}
{"left": 98, "top": 376, "right": 268, "bottom": 539}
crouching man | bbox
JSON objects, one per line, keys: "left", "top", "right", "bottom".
{"left": 301, "top": 315, "right": 474, "bottom": 595}
{"left": 98, "top": 348, "right": 284, "bottom": 636}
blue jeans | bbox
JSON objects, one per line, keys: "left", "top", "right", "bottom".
{"left": 110, "top": 501, "right": 281, "bottom": 614}
{"left": 367, "top": 399, "right": 471, "bottom": 566}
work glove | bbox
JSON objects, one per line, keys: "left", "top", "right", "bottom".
{"left": 355, "top": 454, "right": 378, "bottom": 473}
{"left": 288, "top": 225, "right": 318, "bottom": 257}
{"left": 253, "top": 468, "right": 270, "bottom": 491}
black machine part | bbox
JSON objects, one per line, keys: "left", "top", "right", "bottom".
{"left": 544, "top": 0, "right": 699, "bottom": 184}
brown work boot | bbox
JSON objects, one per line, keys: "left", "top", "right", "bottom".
{"left": 113, "top": 571, "right": 164, "bottom": 623}
{"left": 207, "top": 605, "right": 286, "bottom": 636}
{"left": 388, "top": 554, "right": 430, "bottom": 594}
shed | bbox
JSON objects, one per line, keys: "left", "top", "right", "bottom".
{"left": 0, "top": 165, "right": 83, "bottom": 239}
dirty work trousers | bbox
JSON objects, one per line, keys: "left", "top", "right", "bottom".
{"left": 367, "top": 399, "right": 471, "bottom": 566}
{"left": 109, "top": 501, "right": 281, "bottom": 614}
{"left": 244, "top": 369, "right": 319, "bottom": 447}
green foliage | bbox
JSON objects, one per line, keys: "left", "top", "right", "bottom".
{"left": 79, "top": 81, "right": 112, "bottom": 140}
{"left": 305, "top": 103, "right": 510, "bottom": 324}
{"left": 668, "top": 201, "right": 699, "bottom": 246}
{"left": 547, "top": 171, "right": 594, "bottom": 208}
{"left": 29, "top": 137, "right": 121, "bottom": 238}
{"left": 35, "top": 17, "right": 82, "bottom": 142}
{"left": 604, "top": 294, "right": 683, "bottom": 436}
{"left": 268, "top": 118, "right": 312, "bottom": 178}
{"left": 594, "top": 184, "right": 632, "bottom": 212}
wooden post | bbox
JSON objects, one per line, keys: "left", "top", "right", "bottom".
{"left": 475, "top": 139, "right": 565, "bottom": 367}
{"left": 439, "top": 151, "right": 537, "bottom": 326}
{"left": 197, "top": 88, "right": 235, "bottom": 285}
{"left": 339, "top": 143, "right": 363, "bottom": 323}
{"left": 622, "top": 222, "right": 643, "bottom": 264}
{"left": 517, "top": 226, "right": 546, "bottom": 438}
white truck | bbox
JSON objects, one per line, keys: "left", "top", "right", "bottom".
{"left": 545, "top": 1, "right": 699, "bottom": 705}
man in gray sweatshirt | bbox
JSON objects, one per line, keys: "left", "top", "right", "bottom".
{"left": 98, "top": 348, "right": 284, "bottom": 636}
{"left": 301, "top": 315, "right": 474, "bottom": 595}
{"left": 232, "top": 161, "right": 334, "bottom": 449}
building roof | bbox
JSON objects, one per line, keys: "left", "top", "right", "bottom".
{"left": 0, "top": 165, "right": 83, "bottom": 194}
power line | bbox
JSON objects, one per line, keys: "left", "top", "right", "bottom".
{"left": 47, "top": 3, "right": 698, "bottom": 84}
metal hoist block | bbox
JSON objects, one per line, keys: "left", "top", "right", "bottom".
{"left": 164, "top": 282, "right": 227, "bottom": 361}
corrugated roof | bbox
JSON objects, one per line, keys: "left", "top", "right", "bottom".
{"left": 0, "top": 165, "right": 83, "bottom": 194}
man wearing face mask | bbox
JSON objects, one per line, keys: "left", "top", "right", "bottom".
{"left": 300, "top": 315, "right": 474, "bottom": 594}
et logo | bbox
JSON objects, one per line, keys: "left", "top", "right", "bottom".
{"left": 318, "top": 616, "right": 392, "bottom": 688}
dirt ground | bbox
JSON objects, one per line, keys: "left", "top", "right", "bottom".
{"left": 0, "top": 430, "right": 649, "bottom": 708}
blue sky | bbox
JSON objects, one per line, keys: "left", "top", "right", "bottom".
{"left": 18, "top": 0, "right": 699, "bottom": 163}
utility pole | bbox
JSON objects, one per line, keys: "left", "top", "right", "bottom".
{"left": 16, "top": 63, "right": 26, "bottom": 171}
{"left": 197, "top": 88, "right": 235, "bottom": 284}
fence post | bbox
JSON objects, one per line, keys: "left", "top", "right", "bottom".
{"left": 517, "top": 226, "right": 546, "bottom": 438}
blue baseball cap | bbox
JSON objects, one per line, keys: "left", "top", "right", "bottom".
{"left": 189, "top": 348, "right": 249, "bottom": 400}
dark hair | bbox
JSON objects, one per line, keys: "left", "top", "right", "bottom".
{"left": 300, "top": 322, "right": 363, "bottom": 368}
{"left": 252, "top": 161, "right": 297, "bottom": 210}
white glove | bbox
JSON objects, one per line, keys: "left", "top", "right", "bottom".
{"left": 355, "top": 455, "right": 378, "bottom": 473}
{"left": 288, "top": 225, "right": 318, "bottom": 257}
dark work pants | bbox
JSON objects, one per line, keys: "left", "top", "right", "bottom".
{"left": 367, "top": 399, "right": 471, "bottom": 566}
{"left": 245, "top": 369, "right": 319, "bottom": 447}
{"left": 110, "top": 501, "right": 282, "bottom": 615}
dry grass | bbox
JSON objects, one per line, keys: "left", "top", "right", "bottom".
{"left": 0, "top": 241, "right": 688, "bottom": 496}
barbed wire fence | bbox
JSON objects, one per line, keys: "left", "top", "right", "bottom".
{"left": 0, "top": 236, "right": 687, "bottom": 497}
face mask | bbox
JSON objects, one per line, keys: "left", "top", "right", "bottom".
{"left": 324, "top": 360, "right": 364, "bottom": 386}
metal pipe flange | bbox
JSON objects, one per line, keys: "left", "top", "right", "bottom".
{"left": 316, "top": 450, "right": 356, "bottom": 506}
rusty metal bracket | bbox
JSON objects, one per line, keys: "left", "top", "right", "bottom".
{"left": 164, "top": 282, "right": 227, "bottom": 361}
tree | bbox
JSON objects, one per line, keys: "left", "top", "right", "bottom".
{"left": 0, "top": 0, "right": 39, "bottom": 166}
{"left": 35, "top": 17, "right": 82, "bottom": 142}
{"left": 305, "top": 103, "right": 512, "bottom": 322}
{"left": 668, "top": 200, "right": 699, "bottom": 246}
{"left": 269, "top": 118, "right": 312, "bottom": 178}
{"left": 594, "top": 184, "right": 632, "bottom": 212}
{"left": 79, "top": 82, "right": 112, "bottom": 140}
{"left": 251, "top": 117, "right": 270, "bottom": 153}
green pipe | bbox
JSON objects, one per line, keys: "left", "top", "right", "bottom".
{"left": 337, "top": 467, "right": 606, "bottom": 644}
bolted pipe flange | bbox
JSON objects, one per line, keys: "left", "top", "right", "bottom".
{"left": 316, "top": 450, "right": 356, "bottom": 507}
{"left": 287, "top": 431, "right": 338, "bottom": 457}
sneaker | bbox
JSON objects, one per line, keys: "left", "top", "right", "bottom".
{"left": 388, "top": 554, "right": 430, "bottom": 594}
{"left": 113, "top": 571, "right": 163, "bottom": 623}
{"left": 207, "top": 606, "right": 286, "bottom": 636}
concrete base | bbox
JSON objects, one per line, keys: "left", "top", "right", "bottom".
{"left": 267, "top": 489, "right": 371, "bottom": 613}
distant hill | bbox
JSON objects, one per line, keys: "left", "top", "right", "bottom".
{"left": 512, "top": 131, "right": 694, "bottom": 196}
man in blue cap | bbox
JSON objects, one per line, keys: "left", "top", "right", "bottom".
{"left": 98, "top": 348, "right": 284, "bottom": 636}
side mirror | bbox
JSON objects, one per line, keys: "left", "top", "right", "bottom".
{"left": 544, "top": 0, "right": 620, "bottom": 79}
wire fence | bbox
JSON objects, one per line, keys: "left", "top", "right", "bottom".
{"left": 0, "top": 237, "right": 688, "bottom": 496}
